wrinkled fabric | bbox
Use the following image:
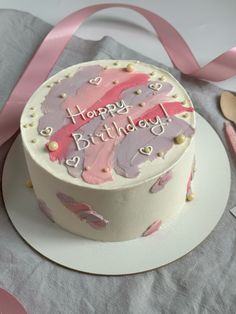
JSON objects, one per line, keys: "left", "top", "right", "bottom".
{"left": 0, "top": 9, "right": 235, "bottom": 314}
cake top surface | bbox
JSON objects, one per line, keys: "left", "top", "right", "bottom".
{"left": 21, "top": 60, "right": 195, "bottom": 190}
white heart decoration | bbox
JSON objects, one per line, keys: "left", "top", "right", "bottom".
{"left": 40, "top": 127, "right": 53, "bottom": 137}
{"left": 148, "top": 82, "right": 162, "bottom": 91}
{"left": 89, "top": 77, "right": 102, "bottom": 86}
{"left": 65, "top": 156, "right": 80, "bottom": 168}
{"left": 139, "top": 146, "right": 153, "bottom": 156}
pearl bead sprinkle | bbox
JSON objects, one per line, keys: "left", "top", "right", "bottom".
{"left": 135, "top": 89, "right": 142, "bottom": 95}
{"left": 186, "top": 193, "right": 195, "bottom": 202}
{"left": 102, "top": 167, "right": 110, "bottom": 173}
{"left": 48, "top": 141, "right": 59, "bottom": 152}
{"left": 126, "top": 64, "right": 135, "bottom": 72}
{"left": 25, "top": 179, "right": 33, "bottom": 188}
{"left": 175, "top": 134, "right": 186, "bottom": 144}
{"left": 59, "top": 93, "right": 67, "bottom": 99}
{"left": 135, "top": 60, "right": 140, "bottom": 64}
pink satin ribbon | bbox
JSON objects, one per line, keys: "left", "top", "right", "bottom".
{"left": 1, "top": 3, "right": 236, "bottom": 147}
{"left": 0, "top": 288, "right": 27, "bottom": 314}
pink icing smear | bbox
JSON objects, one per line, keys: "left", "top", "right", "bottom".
{"left": 134, "top": 101, "right": 194, "bottom": 125}
{"left": 142, "top": 220, "right": 162, "bottom": 236}
{"left": 57, "top": 192, "right": 109, "bottom": 229}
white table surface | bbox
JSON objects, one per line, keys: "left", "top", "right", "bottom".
{"left": 0, "top": 0, "right": 235, "bottom": 90}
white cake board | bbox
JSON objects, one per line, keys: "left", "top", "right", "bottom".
{"left": 2, "top": 113, "right": 231, "bottom": 275}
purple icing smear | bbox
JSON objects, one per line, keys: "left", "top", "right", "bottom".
{"left": 114, "top": 116, "right": 194, "bottom": 178}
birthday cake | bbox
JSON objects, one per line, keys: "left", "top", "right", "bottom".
{"left": 20, "top": 60, "right": 195, "bottom": 241}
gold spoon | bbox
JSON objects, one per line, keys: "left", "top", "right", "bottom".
{"left": 220, "top": 91, "right": 236, "bottom": 124}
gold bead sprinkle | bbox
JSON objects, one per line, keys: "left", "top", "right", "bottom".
{"left": 103, "top": 66, "right": 108, "bottom": 70}
{"left": 113, "top": 61, "right": 118, "bottom": 65}
{"left": 54, "top": 80, "right": 60, "bottom": 84}
{"left": 158, "top": 76, "right": 165, "bottom": 81}
{"left": 102, "top": 167, "right": 110, "bottom": 173}
{"left": 150, "top": 71, "right": 155, "bottom": 76}
{"left": 59, "top": 93, "right": 67, "bottom": 99}
{"left": 31, "top": 139, "right": 37, "bottom": 143}
{"left": 47, "top": 141, "right": 59, "bottom": 152}
{"left": 143, "top": 147, "right": 151, "bottom": 154}
{"left": 126, "top": 64, "right": 135, "bottom": 72}
{"left": 30, "top": 107, "right": 35, "bottom": 110}
{"left": 175, "top": 134, "right": 186, "bottom": 144}
{"left": 84, "top": 166, "right": 90, "bottom": 171}
{"left": 112, "top": 80, "right": 119, "bottom": 84}
{"left": 29, "top": 122, "right": 34, "bottom": 127}
{"left": 172, "top": 94, "right": 178, "bottom": 98}
{"left": 30, "top": 113, "right": 35, "bottom": 118}
{"left": 47, "top": 83, "right": 54, "bottom": 88}
{"left": 182, "top": 99, "right": 187, "bottom": 104}
{"left": 138, "top": 102, "right": 145, "bottom": 107}
{"left": 182, "top": 113, "right": 189, "bottom": 118}
{"left": 65, "top": 73, "right": 72, "bottom": 78}
{"left": 23, "top": 124, "right": 28, "bottom": 128}
{"left": 25, "top": 179, "right": 33, "bottom": 188}
{"left": 186, "top": 193, "right": 195, "bottom": 202}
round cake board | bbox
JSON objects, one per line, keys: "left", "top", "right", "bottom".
{"left": 2, "top": 113, "right": 231, "bottom": 275}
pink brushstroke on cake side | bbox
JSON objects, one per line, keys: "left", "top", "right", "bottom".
{"left": 38, "top": 199, "right": 54, "bottom": 222}
{"left": 150, "top": 170, "right": 173, "bottom": 193}
{"left": 57, "top": 192, "right": 109, "bottom": 229}
{"left": 142, "top": 220, "right": 162, "bottom": 236}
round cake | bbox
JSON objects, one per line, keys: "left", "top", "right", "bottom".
{"left": 20, "top": 60, "right": 195, "bottom": 241}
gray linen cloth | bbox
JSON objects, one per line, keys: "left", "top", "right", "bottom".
{"left": 0, "top": 9, "right": 236, "bottom": 314}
